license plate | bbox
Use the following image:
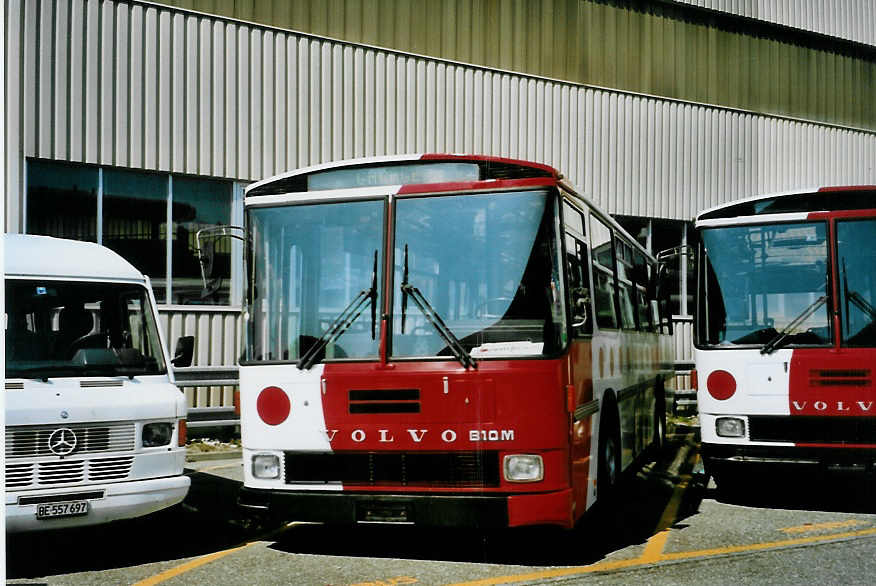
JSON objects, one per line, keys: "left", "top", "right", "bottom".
{"left": 35, "top": 500, "right": 89, "bottom": 519}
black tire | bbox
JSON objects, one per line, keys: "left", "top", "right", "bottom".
{"left": 653, "top": 387, "right": 667, "bottom": 452}
{"left": 597, "top": 402, "right": 622, "bottom": 506}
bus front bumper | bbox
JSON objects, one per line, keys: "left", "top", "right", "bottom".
{"left": 238, "top": 486, "right": 574, "bottom": 529}
{"left": 702, "top": 443, "right": 876, "bottom": 476}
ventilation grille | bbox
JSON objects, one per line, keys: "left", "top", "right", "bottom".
{"left": 348, "top": 389, "right": 421, "bottom": 414}
{"left": 5, "top": 382, "right": 24, "bottom": 390}
{"left": 749, "top": 416, "right": 876, "bottom": 444}
{"left": 285, "top": 451, "right": 500, "bottom": 488}
{"left": 5, "top": 456, "right": 134, "bottom": 489}
{"left": 809, "top": 369, "right": 872, "bottom": 387}
{"left": 80, "top": 380, "right": 125, "bottom": 388}
{"left": 6, "top": 422, "right": 136, "bottom": 459}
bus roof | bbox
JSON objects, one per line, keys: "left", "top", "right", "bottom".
{"left": 696, "top": 186, "right": 876, "bottom": 222}
{"left": 4, "top": 234, "right": 146, "bottom": 282}
{"left": 246, "top": 154, "right": 559, "bottom": 197}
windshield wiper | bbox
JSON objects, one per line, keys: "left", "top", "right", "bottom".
{"left": 761, "top": 295, "right": 828, "bottom": 355}
{"left": 297, "top": 250, "right": 378, "bottom": 370}
{"left": 400, "top": 244, "right": 476, "bottom": 370}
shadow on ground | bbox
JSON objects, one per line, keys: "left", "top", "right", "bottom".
{"left": 5, "top": 468, "right": 257, "bottom": 580}
{"left": 267, "top": 434, "right": 706, "bottom": 567}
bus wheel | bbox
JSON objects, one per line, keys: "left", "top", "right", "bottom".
{"left": 653, "top": 396, "right": 666, "bottom": 452}
{"left": 597, "top": 408, "right": 621, "bottom": 505}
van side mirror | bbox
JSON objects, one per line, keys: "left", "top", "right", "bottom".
{"left": 171, "top": 336, "right": 194, "bottom": 368}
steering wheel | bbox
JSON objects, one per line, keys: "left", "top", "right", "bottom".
{"left": 66, "top": 333, "right": 106, "bottom": 359}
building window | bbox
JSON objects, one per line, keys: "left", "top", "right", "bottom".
{"left": 615, "top": 215, "right": 697, "bottom": 318}
{"left": 26, "top": 161, "right": 99, "bottom": 242}
{"left": 25, "top": 159, "right": 236, "bottom": 306}
{"left": 103, "top": 168, "right": 170, "bottom": 299}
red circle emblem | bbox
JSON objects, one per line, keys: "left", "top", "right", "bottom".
{"left": 706, "top": 370, "right": 737, "bottom": 400}
{"left": 257, "top": 386, "right": 291, "bottom": 425}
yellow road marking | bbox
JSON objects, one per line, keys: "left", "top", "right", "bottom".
{"left": 780, "top": 519, "right": 862, "bottom": 535}
{"left": 450, "top": 527, "right": 876, "bottom": 586}
{"left": 133, "top": 542, "right": 256, "bottom": 586}
{"left": 133, "top": 522, "right": 297, "bottom": 586}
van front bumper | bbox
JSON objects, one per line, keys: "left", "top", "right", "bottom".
{"left": 6, "top": 475, "right": 191, "bottom": 532}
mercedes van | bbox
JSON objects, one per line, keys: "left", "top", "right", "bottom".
{"left": 4, "top": 234, "right": 192, "bottom": 531}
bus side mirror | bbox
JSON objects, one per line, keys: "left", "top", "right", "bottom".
{"left": 172, "top": 336, "right": 195, "bottom": 368}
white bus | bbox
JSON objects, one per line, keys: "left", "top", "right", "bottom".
{"left": 4, "top": 235, "right": 192, "bottom": 531}
{"left": 694, "top": 187, "right": 876, "bottom": 488}
{"left": 237, "top": 154, "right": 674, "bottom": 529}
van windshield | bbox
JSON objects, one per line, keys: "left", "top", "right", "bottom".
{"left": 5, "top": 280, "right": 167, "bottom": 379}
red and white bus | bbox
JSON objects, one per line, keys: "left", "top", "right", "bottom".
{"left": 694, "top": 187, "right": 876, "bottom": 487}
{"left": 237, "top": 154, "right": 673, "bottom": 529}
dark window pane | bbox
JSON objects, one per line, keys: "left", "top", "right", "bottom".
{"left": 171, "top": 176, "right": 232, "bottom": 305}
{"left": 590, "top": 215, "right": 618, "bottom": 329}
{"left": 26, "top": 160, "right": 98, "bottom": 242}
{"left": 103, "top": 169, "right": 169, "bottom": 302}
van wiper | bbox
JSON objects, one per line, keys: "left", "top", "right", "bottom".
{"left": 761, "top": 295, "right": 827, "bottom": 355}
{"left": 400, "top": 244, "right": 476, "bottom": 370}
{"left": 297, "top": 250, "right": 378, "bottom": 370}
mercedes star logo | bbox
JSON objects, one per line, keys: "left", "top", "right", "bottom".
{"left": 48, "top": 428, "right": 78, "bottom": 457}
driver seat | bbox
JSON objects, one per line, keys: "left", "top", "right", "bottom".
{"left": 54, "top": 303, "right": 95, "bottom": 359}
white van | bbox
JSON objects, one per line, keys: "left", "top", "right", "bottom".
{"left": 4, "top": 235, "right": 192, "bottom": 531}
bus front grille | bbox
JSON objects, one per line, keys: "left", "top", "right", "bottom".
{"left": 5, "top": 456, "right": 135, "bottom": 489}
{"left": 749, "top": 416, "right": 876, "bottom": 444}
{"left": 284, "top": 451, "right": 500, "bottom": 487}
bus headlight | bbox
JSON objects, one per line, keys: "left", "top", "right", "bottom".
{"left": 142, "top": 422, "right": 173, "bottom": 447}
{"left": 252, "top": 454, "right": 281, "bottom": 479}
{"left": 716, "top": 417, "right": 746, "bottom": 438}
{"left": 503, "top": 454, "right": 543, "bottom": 482}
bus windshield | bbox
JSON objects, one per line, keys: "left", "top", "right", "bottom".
{"left": 392, "top": 190, "right": 566, "bottom": 359}
{"left": 699, "top": 221, "right": 831, "bottom": 348}
{"left": 5, "top": 280, "right": 167, "bottom": 378}
{"left": 246, "top": 200, "right": 384, "bottom": 362}
{"left": 838, "top": 218, "right": 876, "bottom": 347}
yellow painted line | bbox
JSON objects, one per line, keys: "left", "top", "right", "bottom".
{"left": 780, "top": 519, "right": 862, "bottom": 535}
{"left": 659, "top": 526, "right": 876, "bottom": 561}
{"left": 639, "top": 531, "right": 671, "bottom": 564}
{"left": 133, "top": 542, "right": 256, "bottom": 586}
{"left": 133, "top": 521, "right": 297, "bottom": 586}
{"left": 451, "top": 527, "right": 876, "bottom": 586}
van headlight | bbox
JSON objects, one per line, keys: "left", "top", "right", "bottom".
{"left": 503, "top": 454, "right": 543, "bottom": 482}
{"left": 252, "top": 454, "right": 281, "bottom": 479}
{"left": 142, "top": 422, "right": 173, "bottom": 447}
{"left": 716, "top": 417, "right": 746, "bottom": 438}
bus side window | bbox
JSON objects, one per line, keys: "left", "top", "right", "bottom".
{"left": 590, "top": 215, "right": 618, "bottom": 329}
{"left": 565, "top": 234, "right": 592, "bottom": 336}
{"left": 633, "top": 250, "right": 654, "bottom": 332}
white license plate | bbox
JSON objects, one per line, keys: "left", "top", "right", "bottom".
{"left": 35, "top": 500, "right": 89, "bottom": 519}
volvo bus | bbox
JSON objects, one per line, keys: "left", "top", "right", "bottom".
{"left": 237, "top": 154, "right": 673, "bottom": 529}
{"left": 694, "top": 187, "right": 876, "bottom": 488}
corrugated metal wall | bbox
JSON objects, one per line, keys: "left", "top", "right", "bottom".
{"left": 7, "top": 0, "right": 876, "bottom": 228}
{"left": 672, "top": 0, "right": 876, "bottom": 47}
{"left": 155, "top": 0, "right": 876, "bottom": 130}
{"left": 158, "top": 306, "right": 241, "bottom": 408}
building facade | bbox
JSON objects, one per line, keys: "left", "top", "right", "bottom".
{"left": 6, "top": 0, "right": 876, "bottom": 409}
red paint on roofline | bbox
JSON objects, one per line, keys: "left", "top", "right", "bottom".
{"left": 397, "top": 177, "right": 557, "bottom": 195}
{"left": 808, "top": 208, "right": 876, "bottom": 220}
{"left": 419, "top": 153, "right": 561, "bottom": 177}
{"left": 817, "top": 185, "right": 876, "bottom": 192}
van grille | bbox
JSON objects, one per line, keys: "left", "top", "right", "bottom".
{"left": 284, "top": 451, "right": 500, "bottom": 488}
{"left": 6, "top": 422, "right": 136, "bottom": 458}
{"left": 5, "top": 456, "right": 135, "bottom": 489}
